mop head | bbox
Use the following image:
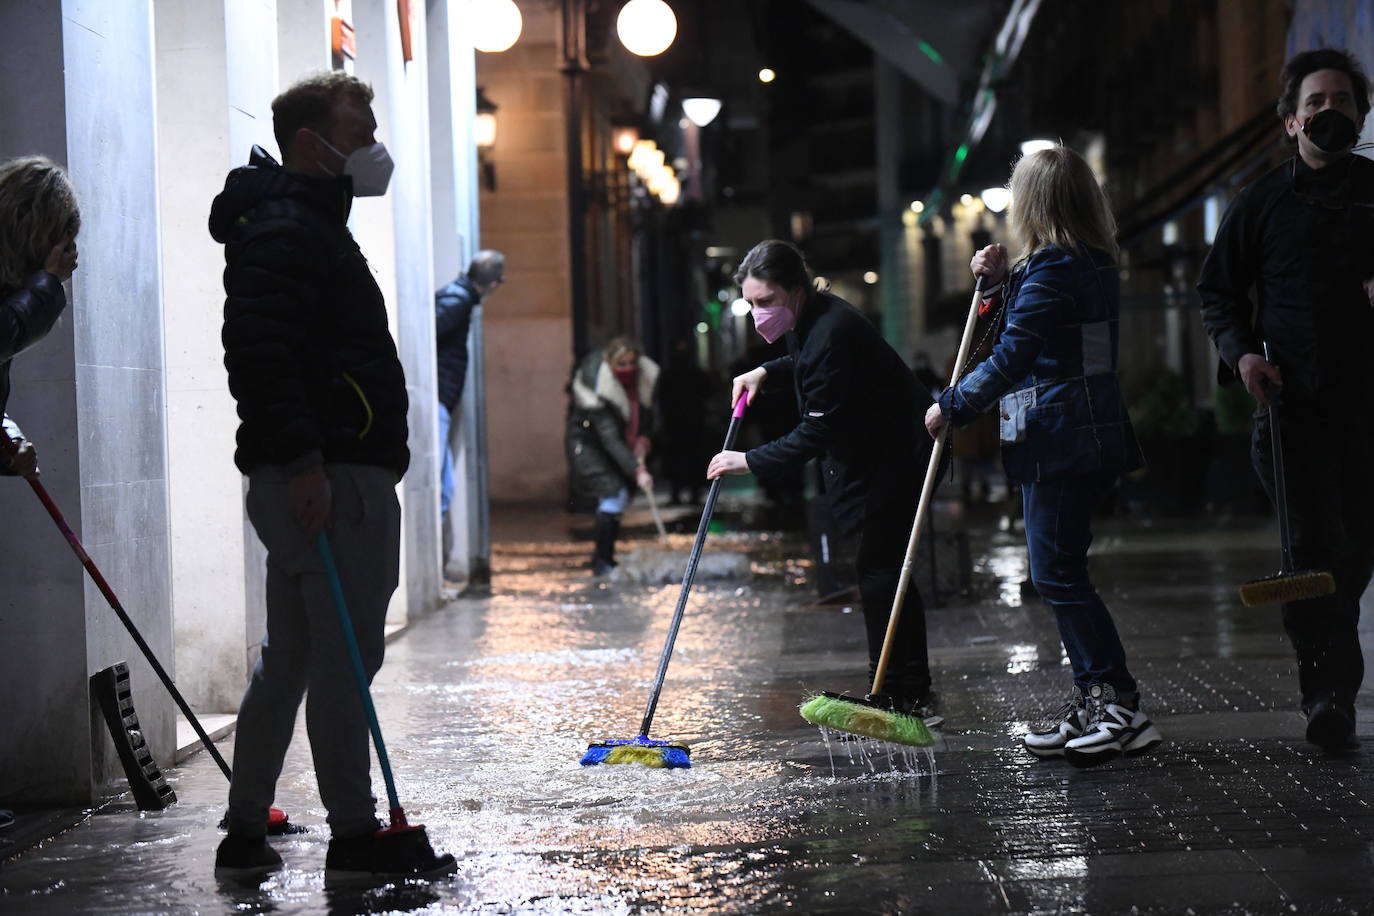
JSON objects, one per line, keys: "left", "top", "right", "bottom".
{"left": 799, "top": 692, "right": 935, "bottom": 747}
{"left": 611, "top": 548, "right": 750, "bottom": 585}
{"left": 580, "top": 736, "right": 691, "bottom": 768}
{"left": 1238, "top": 569, "right": 1335, "bottom": 607}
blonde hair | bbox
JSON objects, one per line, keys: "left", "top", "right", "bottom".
{"left": 1008, "top": 145, "right": 1118, "bottom": 263}
{"left": 0, "top": 156, "right": 81, "bottom": 297}
{"left": 604, "top": 335, "right": 641, "bottom": 364}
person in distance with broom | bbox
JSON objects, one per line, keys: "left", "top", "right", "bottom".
{"left": 926, "top": 146, "right": 1162, "bottom": 767}
{"left": 1198, "top": 48, "right": 1374, "bottom": 754}
{"left": 566, "top": 335, "right": 659, "bottom": 576}
{"left": 707, "top": 239, "right": 942, "bottom": 726}
{"left": 0, "top": 157, "right": 79, "bottom": 482}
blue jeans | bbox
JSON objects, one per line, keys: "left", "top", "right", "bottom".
{"left": 1023, "top": 472, "right": 1136, "bottom": 695}
{"left": 597, "top": 487, "right": 629, "bottom": 515}
{"left": 438, "top": 402, "right": 455, "bottom": 517}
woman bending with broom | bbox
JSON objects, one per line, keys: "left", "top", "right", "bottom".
{"left": 925, "top": 145, "right": 1162, "bottom": 767}
{"left": 707, "top": 239, "right": 942, "bottom": 725}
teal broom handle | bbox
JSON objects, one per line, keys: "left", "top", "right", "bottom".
{"left": 317, "top": 531, "right": 401, "bottom": 813}
{"left": 637, "top": 394, "right": 749, "bottom": 738}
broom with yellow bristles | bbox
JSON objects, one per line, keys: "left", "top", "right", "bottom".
{"left": 580, "top": 394, "right": 750, "bottom": 768}
{"left": 800, "top": 277, "right": 991, "bottom": 747}
{"left": 1237, "top": 344, "right": 1335, "bottom": 607}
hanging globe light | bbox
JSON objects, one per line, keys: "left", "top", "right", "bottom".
{"left": 472, "top": 0, "right": 523, "bottom": 53}
{"left": 617, "top": 0, "right": 677, "bottom": 57}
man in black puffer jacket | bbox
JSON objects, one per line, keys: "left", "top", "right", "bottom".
{"left": 208, "top": 71, "right": 452, "bottom": 881}
{"left": 435, "top": 249, "right": 503, "bottom": 579}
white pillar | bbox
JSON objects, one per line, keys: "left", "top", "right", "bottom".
{"left": 0, "top": 0, "right": 173, "bottom": 804}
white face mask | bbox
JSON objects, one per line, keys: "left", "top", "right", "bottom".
{"left": 317, "top": 133, "right": 395, "bottom": 197}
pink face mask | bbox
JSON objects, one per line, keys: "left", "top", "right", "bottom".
{"left": 751, "top": 303, "right": 796, "bottom": 344}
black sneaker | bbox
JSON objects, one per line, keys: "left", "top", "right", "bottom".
{"left": 214, "top": 834, "right": 283, "bottom": 879}
{"left": 897, "top": 692, "right": 944, "bottom": 729}
{"left": 1305, "top": 700, "right": 1359, "bottom": 753}
{"left": 325, "top": 828, "right": 457, "bottom": 879}
{"left": 1063, "top": 683, "right": 1162, "bottom": 767}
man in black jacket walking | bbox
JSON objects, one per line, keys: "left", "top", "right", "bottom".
{"left": 436, "top": 249, "right": 503, "bottom": 581}
{"left": 1198, "top": 48, "right": 1374, "bottom": 753}
{"left": 209, "top": 71, "right": 453, "bottom": 878}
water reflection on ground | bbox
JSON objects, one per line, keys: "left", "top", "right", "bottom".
{"left": 2, "top": 506, "right": 1372, "bottom": 914}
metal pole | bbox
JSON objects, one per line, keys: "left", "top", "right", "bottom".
{"left": 562, "top": 0, "right": 590, "bottom": 360}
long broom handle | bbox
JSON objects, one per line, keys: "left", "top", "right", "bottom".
{"left": 872, "top": 275, "right": 986, "bottom": 695}
{"left": 638, "top": 394, "right": 749, "bottom": 738}
{"left": 1260, "top": 342, "right": 1295, "bottom": 573}
{"left": 0, "top": 432, "right": 234, "bottom": 781}
{"left": 316, "top": 532, "right": 403, "bottom": 819}
{"left": 640, "top": 475, "right": 670, "bottom": 544}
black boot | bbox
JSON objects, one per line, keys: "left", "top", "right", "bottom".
{"left": 591, "top": 511, "right": 621, "bottom": 576}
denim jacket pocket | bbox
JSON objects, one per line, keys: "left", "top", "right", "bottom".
{"left": 999, "top": 388, "right": 1034, "bottom": 444}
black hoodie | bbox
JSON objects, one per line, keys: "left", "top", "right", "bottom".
{"left": 209, "top": 146, "right": 409, "bottom": 477}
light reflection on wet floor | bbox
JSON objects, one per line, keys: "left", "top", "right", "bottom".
{"left": 3, "top": 510, "right": 1373, "bottom": 914}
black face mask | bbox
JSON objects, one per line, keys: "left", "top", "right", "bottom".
{"left": 1302, "top": 108, "right": 1360, "bottom": 153}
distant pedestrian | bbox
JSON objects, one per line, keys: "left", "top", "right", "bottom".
{"left": 927, "top": 146, "right": 1161, "bottom": 766}
{"left": 1198, "top": 48, "right": 1374, "bottom": 753}
{"left": 209, "top": 70, "right": 453, "bottom": 878}
{"left": 0, "top": 157, "right": 80, "bottom": 480}
{"left": 436, "top": 249, "right": 504, "bottom": 582}
{"left": 708, "top": 240, "right": 941, "bottom": 724}
{"left": 566, "top": 336, "right": 657, "bottom": 575}
{"left": 656, "top": 338, "right": 711, "bottom": 506}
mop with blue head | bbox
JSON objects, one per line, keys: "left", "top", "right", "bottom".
{"left": 802, "top": 279, "right": 991, "bottom": 748}
{"left": 580, "top": 395, "right": 750, "bottom": 769}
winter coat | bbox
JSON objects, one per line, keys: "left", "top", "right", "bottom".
{"left": 565, "top": 349, "right": 659, "bottom": 509}
{"left": 745, "top": 291, "right": 935, "bottom": 536}
{"left": 1198, "top": 154, "right": 1374, "bottom": 405}
{"left": 1, "top": 270, "right": 67, "bottom": 471}
{"left": 938, "top": 245, "right": 1143, "bottom": 484}
{"left": 435, "top": 275, "right": 479, "bottom": 411}
{"left": 208, "top": 146, "right": 409, "bottom": 477}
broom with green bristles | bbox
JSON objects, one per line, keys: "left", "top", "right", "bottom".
{"left": 580, "top": 394, "right": 750, "bottom": 768}
{"left": 1237, "top": 343, "right": 1335, "bottom": 607}
{"left": 800, "top": 277, "right": 990, "bottom": 747}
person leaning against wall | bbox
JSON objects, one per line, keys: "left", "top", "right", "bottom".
{"left": 1198, "top": 47, "right": 1374, "bottom": 755}
{"left": 208, "top": 70, "right": 454, "bottom": 880}
{"left": 0, "top": 157, "right": 79, "bottom": 481}
{"left": 435, "top": 248, "right": 504, "bottom": 583}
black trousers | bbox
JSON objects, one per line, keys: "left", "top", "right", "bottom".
{"left": 854, "top": 486, "right": 931, "bottom": 701}
{"left": 1252, "top": 401, "right": 1373, "bottom": 714}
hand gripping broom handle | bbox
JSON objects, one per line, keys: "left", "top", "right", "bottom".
{"left": 1261, "top": 342, "right": 1296, "bottom": 573}
{"left": 638, "top": 393, "right": 749, "bottom": 738}
{"left": 872, "top": 276, "right": 986, "bottom": 695}
{"left": 316, "top": 531, "right": 405, "bottom": 821}
{"left": 0, "top": 432, "right": 234, "bottom": 781}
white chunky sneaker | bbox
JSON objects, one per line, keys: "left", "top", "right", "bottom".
{"left": 1063, "top": 683, "right": 1162, "bottom": 768}
{"left": 1023, "top": 685, "right": 1088, "bottom": 759}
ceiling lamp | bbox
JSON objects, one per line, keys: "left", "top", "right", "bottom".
{"left": 617, "top": 0, "right": 677, "bottom": 57}
{"left": 682, "top": 98, "right": 722, "bottom": 128}
{"left": 981, "top": 186, "right": 1012, "bottom": 213}
{"left": 471, "top": 0, "right": 522, "bottom": 53}
{"left": 1020, "top": 138, "right": 1056, "bottom": 157}
{"left": 658, "top": 175, "right": 681, "bottom": 205}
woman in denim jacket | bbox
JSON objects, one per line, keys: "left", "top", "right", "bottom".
{"left": 925, "top": 146, "right": 1160, "bottom": 767}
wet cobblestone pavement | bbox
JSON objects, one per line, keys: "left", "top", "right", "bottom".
{"left": 3, "top": 499, "right": 1373, "bottom": 914}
